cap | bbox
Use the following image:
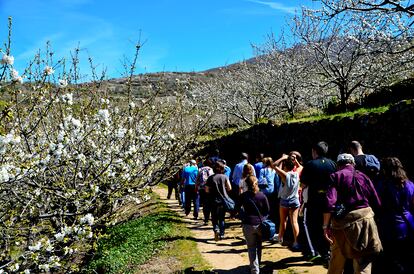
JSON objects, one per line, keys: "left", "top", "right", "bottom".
{"left": 190, "top": 159, "right": 197, "bottom": 165}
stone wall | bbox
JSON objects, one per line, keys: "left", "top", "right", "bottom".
{"left": 202, "top": 100, "right": 414, "bottom": 177}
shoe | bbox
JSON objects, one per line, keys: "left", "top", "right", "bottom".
{"left": 291, "top": 243, "right": 301, "bottom": 252}
{"left": 272, "top": 234, "right": 283, "bottom": 244}
{"left": 203, "top": 220, "right": 208, "bottom": 225}
{"left": 214, "top": 231, "right": 219, "bottom": 241}
{"left": 193, "top": 216, "right": 198, "bottom": 220}
{"left": 308, "top": 254, "right": 322, "bottom": 263}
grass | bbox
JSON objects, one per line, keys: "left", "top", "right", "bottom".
{"left": 85, "top": 193, "right": 210, "bottom": 274}
{"left": 286, "top": 105, "right": 389, "bottom": 124}
{"left": 198, "top": 105, "right": 391, "bottom": 143}
{"left": 197, "top": 125, "right": 248, "bottom": 142}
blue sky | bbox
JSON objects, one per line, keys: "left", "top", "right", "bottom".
{"left": 0, "top": 0, "right": 317, "bottom": 79}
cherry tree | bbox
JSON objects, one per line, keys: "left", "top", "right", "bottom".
{"left": 293, "top": 7, "right": 414, "bottom": 110}
{"left": 0, "top": 23, "right": 212, "bottom": 273}
{"left": 192, "top": 60, "right": 284, "bottom": 126}
{"left": 319, "top": 0, "right": 414, "bottom": 17}
{"left": 254, "top": 33, "right": 322, "bottom": 118}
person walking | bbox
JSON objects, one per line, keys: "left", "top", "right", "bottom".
{"left": 254, "top": 153, "right": 264, "bottom": 179}
{"left": 196, "top": 159, "right": 215, "bottom": 225}
{"left": 258, "top": 157, "right": 276, "bottom": 196}
{"left": 205, "top": 161, "right": 232, "bottom": 240}
{"left": 273, "top": 154, "right": 301, "bottom": 250}
{"left": 182, "top": 159, "right": 200, "bottom": 219}
{"left": 231, "top": 153, "right": 254, "bottom": 218}
{"left": 240, "top": 175, "right": 270, "bottom": 274}
{"left": 323, "top": 153, "right": 382, "bottom": 274}
{"left": 167, "top": 169, "right": 181, "bottom": 203}
{"left": 348, "top": 141, "right": 380, "bottom": 182}
{"left": 376, "top": 157, "right": 414, "bottom": 273}
{"left": 300, "top": 141, "right": 337, "bottom": 263}
{"left": 239, "top": 163, "right": 256, "bottom": 194}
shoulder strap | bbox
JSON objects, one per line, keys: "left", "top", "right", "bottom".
{"left": 214, "top": 175, "right": 228, "bottom": 200}
{"left": 249, "top": 197, "right": 263, "bottom": 222}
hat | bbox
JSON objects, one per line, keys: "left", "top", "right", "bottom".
{"left": 337, "top": 153, "right": 354, "bottom": 163}
{"left": 190, "top": 159, "right": 197, "bottom": 165}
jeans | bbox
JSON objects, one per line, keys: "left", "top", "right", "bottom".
{"left": 199, "top": 189, "right": 211, "bottom": 222}
{"left": 243, "top": 224, "right": 262, "bottom": 274}
{"left": 211, "top": 202, "right": 226, "bottom": 236}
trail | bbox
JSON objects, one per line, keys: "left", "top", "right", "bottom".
{"left": 155, "top": 187, "right": 326, "bottom": 274}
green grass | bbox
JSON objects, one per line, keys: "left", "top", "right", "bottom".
{"left": 197, "top": 125, "right": 248, "bottom": 142}
{"left": 287, "top": 105, "right": 389, "bottom": 124}
{"left": 85, "top": 195, "right": 210, "bottom": 274}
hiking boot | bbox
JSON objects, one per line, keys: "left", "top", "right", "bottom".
{"left": 214, "top": 231, "right": 219, "bottom": 241}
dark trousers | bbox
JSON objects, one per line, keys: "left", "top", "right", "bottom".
{"left": 184, "top": 185, "right": 200, "bottom": 218}
{"left": 230, "top": 184, "right": 240, "bottom": 217}
{"left": 167, "top": 181, "right": 179, "bottom": 201}
{"left": 266, "top": 192, "right": 279, "bottom": 229}
{"left": 199, "top": 189, "right": 211, "bottom": 222}
{"left": 305, "top": 205, "right": 330, "bottom": 259}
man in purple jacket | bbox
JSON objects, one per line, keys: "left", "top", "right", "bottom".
{"left": 323, "top": 153, "right": 382, "bottom": 274}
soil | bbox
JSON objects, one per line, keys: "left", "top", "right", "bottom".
{"left": 154, "top": 187, "right": 327, "bottom": 274}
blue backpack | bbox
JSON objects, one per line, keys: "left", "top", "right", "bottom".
{"left": 364, "top": 154, "right": 380, "bottom": 173}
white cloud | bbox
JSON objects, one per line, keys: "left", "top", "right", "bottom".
{"left": 247, "top": 0, "right": 298, "bottom": 14}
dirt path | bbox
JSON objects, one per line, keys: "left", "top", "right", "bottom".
{"left": 155, "top": 187, "right": 327, "bottom": 274}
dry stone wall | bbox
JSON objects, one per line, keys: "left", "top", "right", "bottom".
{"left": 204, "top": 100, "right": 414, "bottom": 177}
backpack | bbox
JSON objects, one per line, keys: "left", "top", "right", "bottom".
{"left": 197, "top": 167, "right": 214, "bottom": 189}
{"left": 364, "top": 154, "right": 380, "bottom": 173}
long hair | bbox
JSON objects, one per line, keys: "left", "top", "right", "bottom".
{"left": 242, "top": 164, "right": 255, "bottom": 178}
{"left": 381, "top": 157, "right": 408, "bottom": 186}
{"left": 263, "top": 157, "right": 273, "bottom": 168}
{"left": 246, "top": 175, "right": 259, "bottom": 194}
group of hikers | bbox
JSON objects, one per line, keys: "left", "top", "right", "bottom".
{"left": 166, "top": 141, "right": 414, "bottom": 274}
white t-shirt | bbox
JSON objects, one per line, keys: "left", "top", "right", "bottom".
{"left": 239, "top": 178, "right": 248, "bottom": 194}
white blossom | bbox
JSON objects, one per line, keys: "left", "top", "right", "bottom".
{"left": 44, "top": 66, "right": 54, "bottom": 76}
{"left": 38, "top": 264, "right": 50, "bottom": 272}
{"left": 129, "top": 101, "right": 136, "bottom": 108}
{"left": 54, "top": 232, "right": 65, "bottom": 241}
{"left": 115, "top": 128, "right": 127, "bottom": 139}
{"left": 61, "top": 93, "right": 73, "bottom": 105}
{"left": 97, "top": 109, "right": 110, "bottom": 124}
{"left": 0, "top": 166, "right": 10, "bottom": 183}
{"left": 9, "top": 263, "right": 19, "bottom": 272}
{"left": 1, "top": 54, "right": 14, "bottom": 65}
{"left": 80, "top": 213, "right": 94, "bottom": 226}
{"left": 58, "top": 79, "right": 68, "bottom": 88}
{"left": 28, "top": 241, "right": 42, "bottom": 251}
{"left": 63, "top": 246, "right": 74, "bottom": 255}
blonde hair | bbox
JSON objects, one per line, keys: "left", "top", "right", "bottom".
{"left": 246, "top": 175, "right": 259, "bottom": 194}
{"left": 242, "top": 164, "right": 255, "bottom": 178}
{"left": 263, "top": 157, "right": 273, "bottom": 167}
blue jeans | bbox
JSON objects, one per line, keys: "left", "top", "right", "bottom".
{"left": 243, "top": 224, "right": 262, "bottom": 274}
{"left": 211, "top": 202, "right": 226, "bottom": 236}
